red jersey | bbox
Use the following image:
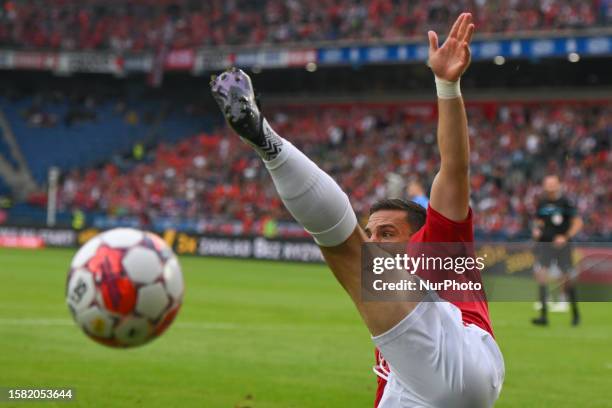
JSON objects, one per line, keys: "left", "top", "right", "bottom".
{"left": 373, "top": 205, "right": 493, "bottom": 407}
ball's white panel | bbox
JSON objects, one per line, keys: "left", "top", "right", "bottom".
{"left": 76, "top": 306, "right": 114, "bottom": 338}
{"left": 114, "top": 317, "right": 151, "bottom": 346}
{"left": 102, "top": 228, "right": 144, "bottom": 248}
{"left": 122, "top": 247, "right": 163, "bottom": 284}
{"left": 136, "top": 282, "right": 170, "bottom": 320}
{"left": 70, "top": 236, "right": 102, "bottom": 268}
{"left": 163, "top": 257, "right": 184, "bottom": 301}
{"left": 66, "top": 268, "right": 95, "bottom": 313}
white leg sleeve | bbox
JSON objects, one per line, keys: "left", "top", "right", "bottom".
{"left": 263, "top": 137, "right": 357, "bottom": 247}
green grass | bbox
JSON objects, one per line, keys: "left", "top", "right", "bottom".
{"left": 0, "top": 248, "right": 611, "bottom": 407}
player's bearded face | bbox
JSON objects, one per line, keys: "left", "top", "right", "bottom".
{"left": 364, "top": 210, "right": 414, "bottom": 243}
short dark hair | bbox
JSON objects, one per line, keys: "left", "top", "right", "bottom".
{"left": 369, "top": 198, "right": 426, "bottom": 233}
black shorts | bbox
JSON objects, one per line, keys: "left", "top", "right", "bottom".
{"left": 534, "top": 243, "right": 573, "bottom": 271}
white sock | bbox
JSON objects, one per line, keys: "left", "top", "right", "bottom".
{"left": 262, "top": 134, "right": 357, "bottom": 247}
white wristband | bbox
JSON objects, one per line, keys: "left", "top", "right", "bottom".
{"left": 435, "top": 77, "right": 461, "bottom": 99}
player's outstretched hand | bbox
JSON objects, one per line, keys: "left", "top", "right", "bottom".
{"left": 428, "top": 13, "right": 475, "bottom": 82}
{"left": 210, "top": 67, "right": 264, "bottom": 145}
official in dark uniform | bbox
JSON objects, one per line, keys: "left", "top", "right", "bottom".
{"left": 532, "top": 175, "right": 583, "bottom": 326}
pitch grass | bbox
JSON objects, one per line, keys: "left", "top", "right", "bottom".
{"left": 0, "top": 248, "right": 611, "bottom": 408}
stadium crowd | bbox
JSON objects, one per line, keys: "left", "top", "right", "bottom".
{"left": 56, "top": 101, "right": 611, "bottom": 240}
{"left": 0, "top": 0, "right": 608, "bottom": 51}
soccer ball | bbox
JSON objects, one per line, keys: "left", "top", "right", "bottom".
{"left": 66, "top": 228, "right": 184, "bottom": 347}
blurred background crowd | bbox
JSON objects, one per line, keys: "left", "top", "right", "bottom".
{"left": 0, "top": 0, "right": 609, "bottom": 51}
{"left": 47, "top": 100, "right": 610, "bottom": 240}
{"left": 0, "top": 0, "right": 609, "bottom": 243}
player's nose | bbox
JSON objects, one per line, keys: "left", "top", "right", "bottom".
{"left": 366, "top": 234, "right": 380, "bottom": 243}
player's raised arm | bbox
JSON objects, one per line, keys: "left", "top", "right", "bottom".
{"left": 427, "top": 13, "right": 475, "bottom": 221}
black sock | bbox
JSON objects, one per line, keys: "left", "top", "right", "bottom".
{"left": 539, "top": 285, "right": 548, "bottom": 319}
{"left": 566, "top": 286, "right": 579, "bottom": 319}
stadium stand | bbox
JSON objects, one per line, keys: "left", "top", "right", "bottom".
{"left": 0, "top": 170, "right": 10, "bottom": 196}
{"left": 0, "top": 90, "right": 211, "bottom": 183}
{"left": 0, "top": 1, "right": 609, "bottom": 241}
{"left": 47, "top": 100, "right": 610, "bottom": 241}
{"left": 0, "top": 126, "right": 19, "bottom": 169}
{"left": 0, "top": 0, "right": 608, "bottom": 51}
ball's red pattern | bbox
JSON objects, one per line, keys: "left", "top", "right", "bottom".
{"left": 99, "top": 276, "right": 137, "bottom": 315}
{"left": 87, "top": 246, "right": 125, "bottom": 279}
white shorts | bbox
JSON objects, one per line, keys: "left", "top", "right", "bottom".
{"left": 373, "top": 299, "right": 505, "bottom": 408}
